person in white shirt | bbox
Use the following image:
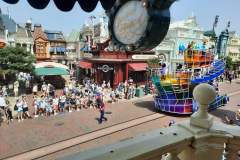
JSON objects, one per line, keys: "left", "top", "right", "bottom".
{"left": 107, "top": 81, "right": 111, "bottom": 89}
{"left": 41, "top": 82, "right": 47, "bottom": 94}
{"left": 53, "top": 95, "right": 59, "bottom": 115}
{"left": 102, "top": 81, "right": 106, "bottom": 88}
{"left": 0, "top": 94, "right": 6, "bottom": 109}
{"left": 14, "top": 81, "right": 19, "bottom": 97}
{"left": 0, "top": 93, "right": 7, "bottom": 121}
{"left": 59, "top": 94, "right": 66, "bottom": 113}
{"left": 22, "top": 96, "right": 31, "bottom": 118}
{"left": 16, "top": 98, "right": 23, "bottom": 122}
{"left": 33, "top": 96, "right": 39, "bottom": 118}
{"left": 32, "top": 84, "right": 38, "bottom": 95}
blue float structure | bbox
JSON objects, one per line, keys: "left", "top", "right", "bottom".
{"left": 151, "top": 43, "right": 228, "bottom": 114}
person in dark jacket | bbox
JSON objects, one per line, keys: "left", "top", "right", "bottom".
{"left": 96, "top": 93, "right": 107, "bottom": 124}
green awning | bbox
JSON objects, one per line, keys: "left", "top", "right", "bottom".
{"left": 34, "top": 67, "right": 69, "bottom": 76}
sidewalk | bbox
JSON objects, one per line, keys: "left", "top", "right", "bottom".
{"left": 218, "top": 78, "right": 240, "bottom": 95}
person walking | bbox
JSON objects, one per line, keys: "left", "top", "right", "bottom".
{"left": 96, "top": 93, "right": 107, "bottom": 124}
{"left": 228, "top": 74, "right": 232, "bottom": 84}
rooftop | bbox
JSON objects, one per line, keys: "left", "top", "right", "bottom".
{"left": 0, "top": 13, "right": 17, "bottom": 33}
{"left": 170, "top": 16, "right": 203, "bottom": 31}
{"left": 45, "top": 30, "right": 65, "bottom": 41}
{"left": 66, "top": 30, "right": 80, "bottom": 42}
{"left": 14, "top": 25, "right": 32, "bottom": 39}
{"left": 33, "top": 25, "right": 48, "bottom": 40}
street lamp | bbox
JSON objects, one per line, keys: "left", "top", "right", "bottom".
{"left": 89, "top": 15, "right": 96, "bottom": 49}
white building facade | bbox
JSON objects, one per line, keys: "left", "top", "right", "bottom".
{"left": 155, "top": 16, "right": 206, "bottom": 72}
{"left": 226, "top": 32, "right": 240, "bottom": 62}
{"left": 8, "top": 21, "right": 34, "bottom": 54}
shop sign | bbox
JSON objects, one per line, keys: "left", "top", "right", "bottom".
{"left": 83, "top": 53, "right": 93, "bottom": 58}
{"left": 97, "top": 65, "right": 114, "bottom": 73}
{"left": 132, "top": 55, "right": 158, "bottom": 60}
{"left": 158, "top": 54, "right": 166, "bottom": 62}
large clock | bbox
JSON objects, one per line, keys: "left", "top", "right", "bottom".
{"left": 108, "top": 0, "right": 174, "bottom": 52}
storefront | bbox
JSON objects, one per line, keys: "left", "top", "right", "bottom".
{"left": 79, "top": 51, "right": 155, "bottom": 87}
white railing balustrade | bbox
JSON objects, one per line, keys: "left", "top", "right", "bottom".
{"left": 62, "top": 83, "right": 240, "bottom": 160}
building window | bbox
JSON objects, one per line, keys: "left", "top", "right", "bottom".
{"left": 16, "top": 43, "right": 21, "bottom": 47}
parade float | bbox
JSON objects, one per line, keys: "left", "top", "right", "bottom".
{"left": 151, "top": 43, "right": 228, "bottom": 114}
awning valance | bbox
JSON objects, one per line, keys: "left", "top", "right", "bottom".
{"left": 1, "top": 0, "right": 116, "bottom": 12}
{"left": 49, "top": 47, "right": 67, "bottom": 52}
{"left": 34, "top": 62, "right": 69, "bottom": 70}
{"left": 34, "top": 62, "right": 69, "bottom": 76}
{"left": 128, "top": 63, "right": 148, "bottom": 71}
{"left": 34, "top": 67, "right": 69, "bottom": 76}
{"left": 79, "top": 61, "right": 92, "bottom": 69}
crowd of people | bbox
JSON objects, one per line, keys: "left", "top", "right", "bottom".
{"left": 2, "top": 69, "right": 238, "bottom": 126}
{"left": 0, "top": 78, "right": 153, "bottom": 125}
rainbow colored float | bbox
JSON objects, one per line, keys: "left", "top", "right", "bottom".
{"left": 151, "top": 44, "right": 228, "bottom": 114}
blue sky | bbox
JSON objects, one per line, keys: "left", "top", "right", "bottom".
{"left": 0, "top": 0, "right": 239, "bottom": 35}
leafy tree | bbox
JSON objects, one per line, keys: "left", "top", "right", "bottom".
{"left": 147, "top": 58, "right": 160, "bottom": 68}
{"left": 225, "top": 56, "right": 233, "bottom": 70}
{"left": 0, "top": 47, "right": 35, "bottom": 80}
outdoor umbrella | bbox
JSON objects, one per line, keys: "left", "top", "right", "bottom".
{"left": 34, "top": 62, "right": 69, "bottom": 76}
{"left": 1, "top": 0, "right": 116, "bottom": 12}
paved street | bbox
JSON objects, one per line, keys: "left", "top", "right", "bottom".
{"left": 1, "top": 80, "right": 240, "bottom": 160}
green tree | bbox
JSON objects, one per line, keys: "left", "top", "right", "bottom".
{"left": 0, "top": 47, "right": 35, "bottom": 80}
{"left": 147, "top": 58, "right": 160, "bottom": 68}
{"left": 225, "top": 56, "right": 233, "bottom": 70}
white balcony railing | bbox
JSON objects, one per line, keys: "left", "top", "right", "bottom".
{"left": 64, "top": 84, "right": 240, "bottom": 160}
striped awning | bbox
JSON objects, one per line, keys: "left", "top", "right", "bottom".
{"left": 49, "top": 47, "right": 67, "bottom": 53}
{"left": 1, "top": 0, "right": 116, "bottom": 12}
{"left": 34, "top": 62, "right": 69, "bottom": 70}
{"left": 34, "top": 62, "right": 69, "bottom": 76}
{"left": 79, "top": 61, "right": 92, "bottom": 69}
{"left": 128, "top": 63, "right": 148, "bottom": 71}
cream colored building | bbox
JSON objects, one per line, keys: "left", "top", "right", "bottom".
{"left": 8, "top": 21, "right": 34, "bottom": 54}
{"left": 227, "top": 32, "right": 240, "bottom": 62}
{"left": 155, "top": 16, "right": 206, "bottom": 72}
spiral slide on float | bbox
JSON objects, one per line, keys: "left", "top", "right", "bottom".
{"left": 152, "top": 59, "right": 228, "bottom": 115}
{"left": 191, "top": 60, "right": 225, "bottom": 84}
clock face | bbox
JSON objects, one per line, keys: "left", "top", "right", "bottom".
{"left": 113, "top": 0, "right": 149, "bottom": 45}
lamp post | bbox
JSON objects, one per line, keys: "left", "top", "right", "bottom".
{"left": 89, "top": 15, "right": 96, "bottom": 50}
{"left": 75, "top": 34, "right": 81, "bottom": 83}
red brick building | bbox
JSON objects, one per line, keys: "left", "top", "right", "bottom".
{"left": 79, "top": 50, "right": 156, "bottom": 87}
